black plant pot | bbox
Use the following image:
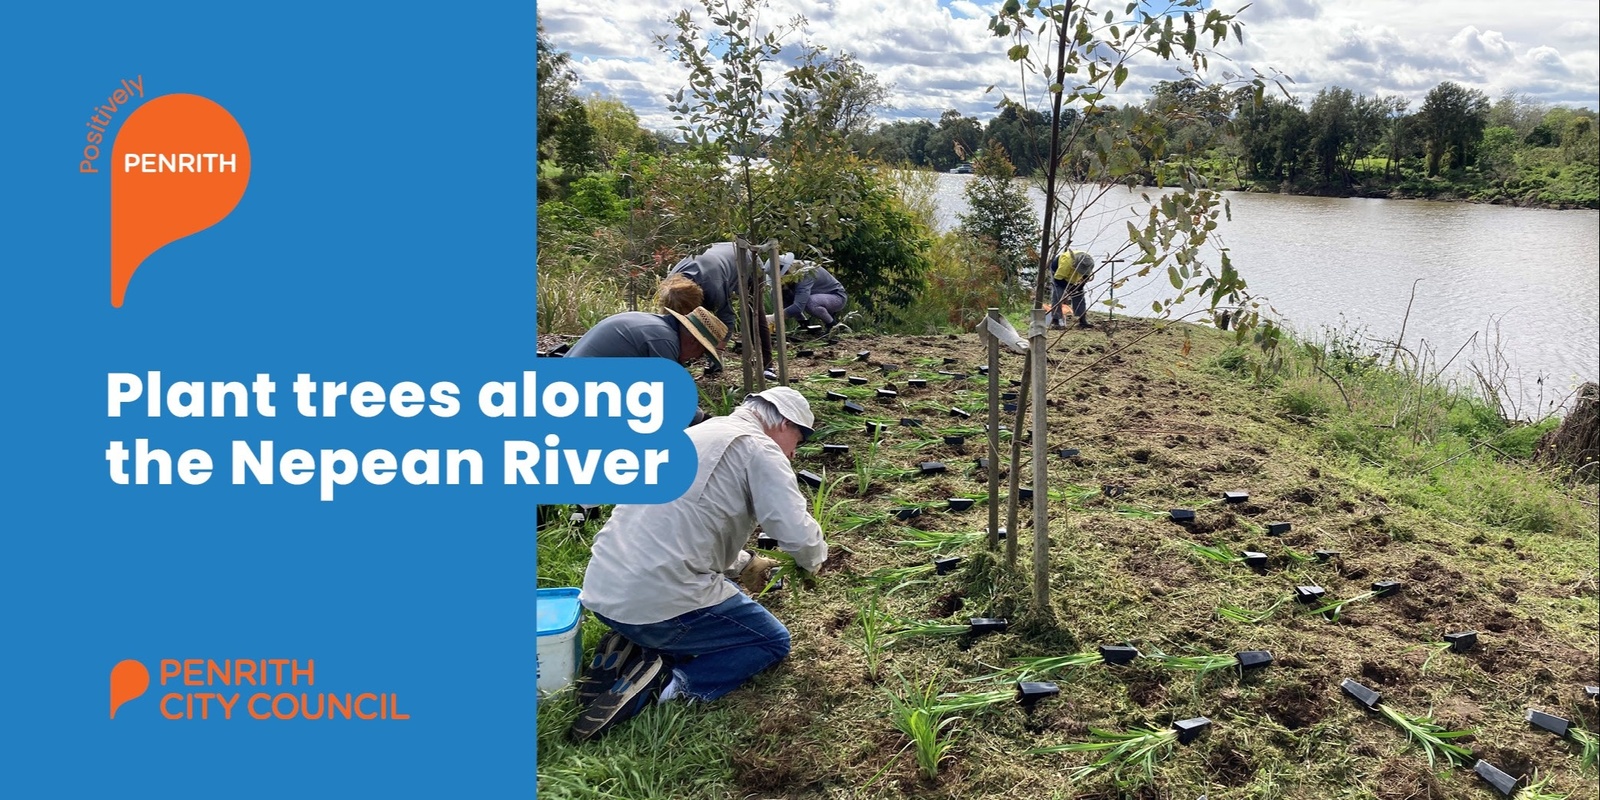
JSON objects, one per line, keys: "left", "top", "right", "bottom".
{"left": 975, "top": 457, "right": 989, "bottom": 470}
{"left": 943, "top": 357, "right": 958, "bottom": 365}
{"left": 1169, "top": 508, "right": 1196, "bottom": 522}
{"left": 944, "top": 435, "right": 965, "bottom": 446}
{"left": 828, "top": 368, "right": 847, "bottom": 378}
{"left": 1236, "top": 650, "right": 1273, "bottom": 671}
{"left": 969, "top": 617, "right": 1009, "bottom": 634}
{"left": 797, "top": 470, "right": 823, "bottom": 489}
{"left": 947, "top": 497, "right": 975, "bottom": 512}
{"left": 1003, "top": 403, "right": 1017, "bottom": 412}
{"left": 866, "top": 422, "right": 887, "bottom": 436}
{"left": 806, "top": 324, "right": 824, "bottom": 334}
{"left": 1444, "top": 631, "right": 1477, "bottom": 653}
{"left": 933, "top": 555, "right": 962, "bottom": 575}
{"left": 1099, "top": 645, "right": 1140, "bottom": 665}
{"left": 1002, "top": 392, "right": 1017, "bottom": 401}
{"left": 1266, "top": 522, "right": 1291, "bottom": 536}
{"left": 1314, "top": 549, "right": 1339, "bottom": 562}
{"left": 977, "top": 365, "right": 990, "bottom": 375}
{"left": 823, "top": 444, "right": 849, "bottom": 455}
{"left": 997, "top": 526, "right": 1008, "bottom": 540}
{"left": 1010, "top": 379, "right": 1021, "bottom": 387}
{"left": 950, "top": 407, "right": 971, "bottom": 419}
{"left": 1243, "top": 551, "right": 1268, "bottom": 570}
{"left": 900, "top": 417, "right": 920, "bottom": 428}
{"left": 1102, "top": 484, "right": 1124, "bottom": 498}
{"left": 848, "top": 375, "right": 869, "bottom": 385}
{"left": 1295, "top": 585, "right": 1326, "bottom": 604}
{"left": 1016, "top": 681, "right": 1060, "bottom": 708}
{"left": 1525, "top": 709, "right": 1571, "bottom": 737}
{"left": 826, "top": 391, "right": 848, "bottom": 401}
{"left": 879, "top": 363, "right": 898, "bottom": 375}
{"left": 856, "top": 350, "right": 871, "bottom": 361}
{"left": 1340, "top": 678, "right": 1382, "bottom": 709}
{"left": 1588, "top": 686, "right": 1600, "bottom": 701}
{"left": 1059, "top": 448, "right": 1080, "bottom": 459}
{"left": 1173, "top": 717, "right": 1212, "bottom": 745}
{"left": 843, "top": 401, "right": 865, "bottom": 415}
{"left": 920, "top": 461, "right": 947, "bottom": 475}
{"left": 1473, "top": 760, "right": 1520, "bottom": 797}
{"left": 877, "top": 389, "right": 898, "bottom": 399}
{"left": 757, "top": 535, "right": 779, "bottom": 550}
{"left": 1371, "top": 580, "right": 1403, "bottom": 598}
{"left": 1018, "top": 487, "right": 1034, "bottom": 502}
{"left": 1223, "top": 491, "right": 1248, "bottom": 503}
{"left": 796, "top": 349, "right": 815, "bottom": 357}
{"left": 548, "top": 343, "right": 572, "bottom": 357}
{"left": 908, "top": 378, "right": 928, "bottom": 388}
{"left": 895, "top": 507, "right": 922, "bottom": 521}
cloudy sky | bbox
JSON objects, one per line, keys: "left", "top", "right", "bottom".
{"left": 540, "top": 0, "right": 1599, "bottom": 132}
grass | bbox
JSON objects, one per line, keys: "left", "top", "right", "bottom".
{"left": 535, "top": 317, "right": 1598, "bottom": 799}
{"left": 1374, "top": 703, "right": 1476, "bottom": 768}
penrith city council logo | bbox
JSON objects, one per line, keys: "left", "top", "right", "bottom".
{"left": 78, "top": 75, "right": 251, "bottom": 307}
{"left": 109, "top": 659, "right": 409, "bottom": 722}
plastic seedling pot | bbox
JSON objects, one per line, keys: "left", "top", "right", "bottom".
{"left": 1103, "top": 484, "right": 1124, "bottom": 498}
{"left": 856, "top": 350, "right": 871, "bottom": 361}
{"left": 975, "top": 457, "right": 989, "bottom": 470}
{"left": 823, "top": 444, "right": 849, "bottom": 455}
{"left": 950, "top": 407, "right": 971, "bottom": 419}
{"left": 919, "top": 461, "right": 947, "bottom": 475}
{"left": 947, "top": 498, "right": 975, "bottom": 512}
{"left": 757, "top": 535, "right": 779, "bottom": 550}
{"left": 828, "top": 368, "right": 847, "bottom": 378}
{"left": 997, "top": 526, "right": 1008, "bottom": 541}
{"left": 1173, "top": 717, "right": 1211, "bottom": 745}
{"left": 977, "top": 365, "right": 990, "bottom": 375}
{"left": 944, "top": 435, "right": 965, "bottom": 446}
{"left": 807, "top": 324, "right": 824, "bottom": 333}
{"left": 943, "top": 357, "right": 958, "bottom": 365}
{"left": 1002, "top": 392, "right": 1018, "bottom": 401}
{"left": 900, "top": 417, "right": 920, "bottom": 428}
{"left": 877, "top": 389, "right": 898, "bottom": 399}
{"left": 1169, "top": 508, "right": 1196, "bottom": 522}
{"left": 933, "top": 555, "right": 962, "bottom": 575}
{"left": 1266, "top": 522, "right": 1291, "bottom": 536}
{"left": 825, "top": 391, "right": 848, "bottom": 401}
{"left": 1444, "top": 631, "right": 1477, "bottom": 653}
{"left": 1588, "top": 686, "right": 1600, "bottom": 701}
{"left": 895, "top": 507, "right": 922, "bottom": 521}
{"left": 908, "top": 378, "right": 928, "bottom": 388}
{"left": 797, "top": 349, "right": 815, "bottom": 357}
{"left": 568, "top": 511, "right": 586, "bottom": 525}
{"left": 848, "top": 375, "right": 869, "bottom": 385}
{"left": 1059, "top": 448, "right": 1080, "bottom": 459}
{"left": 1236, "top": 650, "right": 1273, "bottom": 671}
{"left": 1099, "top": 645, "right": 1140, "bottom": 665}
{"left": 1340, "top": 678, "right": 1382, "bottom": 709}
{"left": 1295, "top": 585, "right": 1327, "bottom": 604}
{"left": 1010, "top": 379, "right": 1021, "bottom": 387}
{"left": 797, "top": 470, "right": 823, "bottom": 489}
{"left": 1018, "top": 487, "right": 1034, "bottom": 501}
{"left": 866, "top": 422, "right": 887, "bottom": 436}
{"left": 843, "top": 401, "right": 865, "bottom": 415}
{"left": 1223, "top": 491, "right": 1249, "bottom": 503}
{"left": 1473, "top": 760, "right": 1519, "bottom": 797}
{"left": 1314, "top": 549, "right": 1339, "bottom": 562}
{"left": 969, "top": 618, "right": 1009, "bottom": 634}
{"left": 1371, "top": 580, "right": 1403, "bottom": 598}
{"left": 1525, "top": 709, "right": 1570, "bottom": 737}
{"left": 1243, "top": 551, "right": 1268, "bottom": 570}
{"left": 1003, "top": 403, "right": 1018, "bottom": 412}
{"left": 1016, "top": 681, "right": 1060, "bottom": 708}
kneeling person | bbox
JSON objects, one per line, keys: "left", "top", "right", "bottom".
{"left": 572, "top": 387, "right": 827, "bottom": 740}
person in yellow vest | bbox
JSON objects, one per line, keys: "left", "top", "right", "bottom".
{"left": 1050, "top": 248, "right": 1096, "bottom": 330}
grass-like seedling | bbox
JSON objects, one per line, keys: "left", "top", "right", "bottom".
{"left": 853, "top": 592, "right": 888, "bottom": 682}
{"left": 1216, "top": 597, "right": 1286, "bottom": 624}
{"left": 986, "top": 652, "right": 1103, "bottom": 681}
{"left": 893, "top": 528, "right": 985, "bottom": 552}
{"left": 1034, "top": 725, "right": 1182, "bottom": 785}
{"left": 888, "top": 687, "right": 959, "bottom": 780}
{"left": 1149, "top": 652, "right": 1244, "bottom": 679}
{"left": 1566, "top": 726, "right": 1598, "bottom": 772}
{"left": 926, "top": 688, "right": 1015, "bottom": 715}
{"left": 869, "top": 562, "right": 937, "bottom": 593}
{"left": 885, "top": 618, "right": 969, "bottom": 644}
{"left": 1184, "top": 541, "right": 1244, "bottom": 565}
{"left": 1304, "top": 589, "right": 1380, "bottom": 621}
{"left": 1519, "top": 772, "right": 1572, "bottom": 800}
{"left": 1375, "top": 703, "right": 1476, "bottom": 768}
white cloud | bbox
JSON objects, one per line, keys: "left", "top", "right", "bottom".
{"left": 539, "top": 0, "right": 1599, "bottom": 132}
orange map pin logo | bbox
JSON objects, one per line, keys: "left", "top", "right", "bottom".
{"left": 110, "top": 659, "right": 150, "bottom": 719}
{"left": 110, "top": 93, "right": 250, "bottom": 307}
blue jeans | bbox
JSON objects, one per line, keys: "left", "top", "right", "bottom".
{"left": 592, "top": 588, "right": 791, "bottom": 702}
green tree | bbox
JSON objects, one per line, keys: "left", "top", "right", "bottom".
{"left": 958, "top": 142, "right": 1039, "bottom": 284}
{"left": 583, "top": 95, "right": 653, "bottom": 166}
{"left": 1307, "top": 86, "right": 1355, "bottom": 183}
{"left": 926, "top": 110, "right": 982, "bottom": 171}
{"left": 1418, "top": 81, "right": 1490, "bottom": 176}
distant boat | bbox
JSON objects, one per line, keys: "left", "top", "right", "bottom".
{"left": 949, "top": 162, "right": 973, "bottom": 174}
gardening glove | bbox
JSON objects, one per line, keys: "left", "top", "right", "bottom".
{"left": 738, "top": 555, "right": 783, "bottom": 595}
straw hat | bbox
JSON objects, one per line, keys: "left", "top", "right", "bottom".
{"left": 666, "top": 306, "right": 729, "bottom": 368}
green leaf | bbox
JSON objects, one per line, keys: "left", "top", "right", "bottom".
{"left": 1168, "top": 266, "right": 1182, "bottom": 289}
{"left": 1113, "top": 65, "right": 1128, "bottom": 89}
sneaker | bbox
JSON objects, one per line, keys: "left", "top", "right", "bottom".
{"left": 570, "top": 654, "right": 672, "bottom": 741}
{"left": 573, "top": 631, "right": 641, "bottom": 708}
{"left": 1076, "top": 319, "right": 1094, "bottom": 330}
{"left": 763, "top": 369, "right": 778, "bottom": 381}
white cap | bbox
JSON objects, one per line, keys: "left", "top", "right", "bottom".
{"left": 747, "top": 386, "right": 814, "bottom": 440}
{"left": 777, "top": 252, "right": 796, "bottom": 276}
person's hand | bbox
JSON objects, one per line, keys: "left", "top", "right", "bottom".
{"left": 738, "top": 555, "right": 783, "bottom": 595}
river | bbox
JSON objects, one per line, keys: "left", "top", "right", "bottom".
{"left": 929, "top": 173, "right": 1599, "bottom": 416}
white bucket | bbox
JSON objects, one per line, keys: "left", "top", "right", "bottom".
{"left": 536, "top": 587, "right": 584, "bottom": 695}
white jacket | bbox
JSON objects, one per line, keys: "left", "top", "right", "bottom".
{"left": 579, "top": 408, "right": 828, "bottom": 625}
